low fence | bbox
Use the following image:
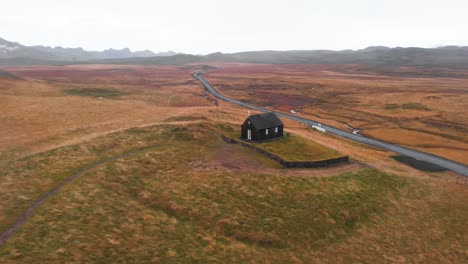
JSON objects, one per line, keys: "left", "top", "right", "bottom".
{"left": 221, "top": 135, "right": 349, "bottom": 168}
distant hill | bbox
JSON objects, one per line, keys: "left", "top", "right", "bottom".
{"left": 1, "top": 37, "right": 468, "bottom": 69}
{"left": 0, "top": 69, "right": 21, "bottom": 79}
{"left": 79, "top": 47, "right": 468, "bottom": 69}
{"left": 0, "top": 37, "right": 178, "bottom": 63}
{"left": 200, "top": 47, "right": 468, "bottom": 68}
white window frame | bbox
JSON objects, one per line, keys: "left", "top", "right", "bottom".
{"left": 275, "top": 127, "right": 278, "bottom": 133}
{"left": 265, "top": 129, "right": 269, "bottom": 135}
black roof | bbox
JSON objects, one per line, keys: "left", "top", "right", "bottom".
{"left": 246, "top": 112, "right": 283, "bottom": 130}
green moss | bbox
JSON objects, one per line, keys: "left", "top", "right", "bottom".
{"left": 165, "top": 115, "right": 208, "bottom": 122}
{"left": 401, "top": 102, "right": 430, "bottom": 111}
{"left": 247, "top": 134, "right": 342, "bottom": 161}
{"left": 384, "top": 102, "right": 430, "bottom": 111}
{"left": 384, "top": 103, "right": 400, "bottom": 110}
{"left": 64, "top": 88, "right": 128, "bottom": 98}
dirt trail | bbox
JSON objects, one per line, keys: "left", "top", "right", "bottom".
{"left": 0, "top": 145, "right": 166, "bottom": 247}
{"left": 0, "top": 138, "right": 366, "bottom": 248}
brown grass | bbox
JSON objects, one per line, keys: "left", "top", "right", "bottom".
{"left": 1, "top": 122, "right": 466, "bottom": 263}
{"left": 0, "top": 64, "right": 466, "bottom": 263}
{"left": 222, "top": 126, "right": 344, "bottom": 162}
{"left": 0, "top": 66, "right": 211, "bottom": 159}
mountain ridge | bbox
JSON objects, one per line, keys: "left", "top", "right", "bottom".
{"left": 0, "top": 37, "right": 178, "bottom": 62}
{"left": 1, "top": 37, "right": 468, "bottom": 69}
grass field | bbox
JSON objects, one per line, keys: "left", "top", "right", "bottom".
{"left": 246, "top": 133, "right": 343, "bottom": 162}
{"left": 0, "top": 64, "right": 466, "bottom": 263}
{"left": 223, "top": 126, "right": 343, "bottom": 162}
{"left": 0, "top": 65, "right": 212, "bottom": 160}
{"left": 1, "top": 122, "right": 466, "bottom": 263}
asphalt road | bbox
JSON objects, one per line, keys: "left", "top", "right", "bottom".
{"left": 193, "top": 71, "right": 468, "bottom": 176}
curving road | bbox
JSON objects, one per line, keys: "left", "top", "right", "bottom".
{"left": 193, "top": 71, "right": 468, "bottom": 176}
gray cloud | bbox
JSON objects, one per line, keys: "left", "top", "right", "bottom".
{"left": 1, "top": 0, "right": 467, "bottom": 54}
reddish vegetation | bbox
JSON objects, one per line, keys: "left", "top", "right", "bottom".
{"left": 1, "top": 63, "right": 465, "bottom": 176}
{"left": 3, "top": 65, "right": 196, "bottom": 87}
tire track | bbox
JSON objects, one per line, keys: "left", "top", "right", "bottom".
{"left": 0, "top": 145, "right": 165, "bottom": 247}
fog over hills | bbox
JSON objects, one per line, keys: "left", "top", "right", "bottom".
{"left": 1, "top": 37, "right": 468, "bottom": 69}
{"left": 86, "top": 46, "right": 468, "bottom": 70}
{"left": 0, "top": 37, "right": 177, "bottom": 62}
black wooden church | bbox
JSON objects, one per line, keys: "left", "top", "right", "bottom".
{"left": 241, "top": 112, "right": 284, "bottom": 141}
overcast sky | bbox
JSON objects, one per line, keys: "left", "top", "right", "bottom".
{"left": 2, "top": 0, "right": 467, "bottom": 54}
